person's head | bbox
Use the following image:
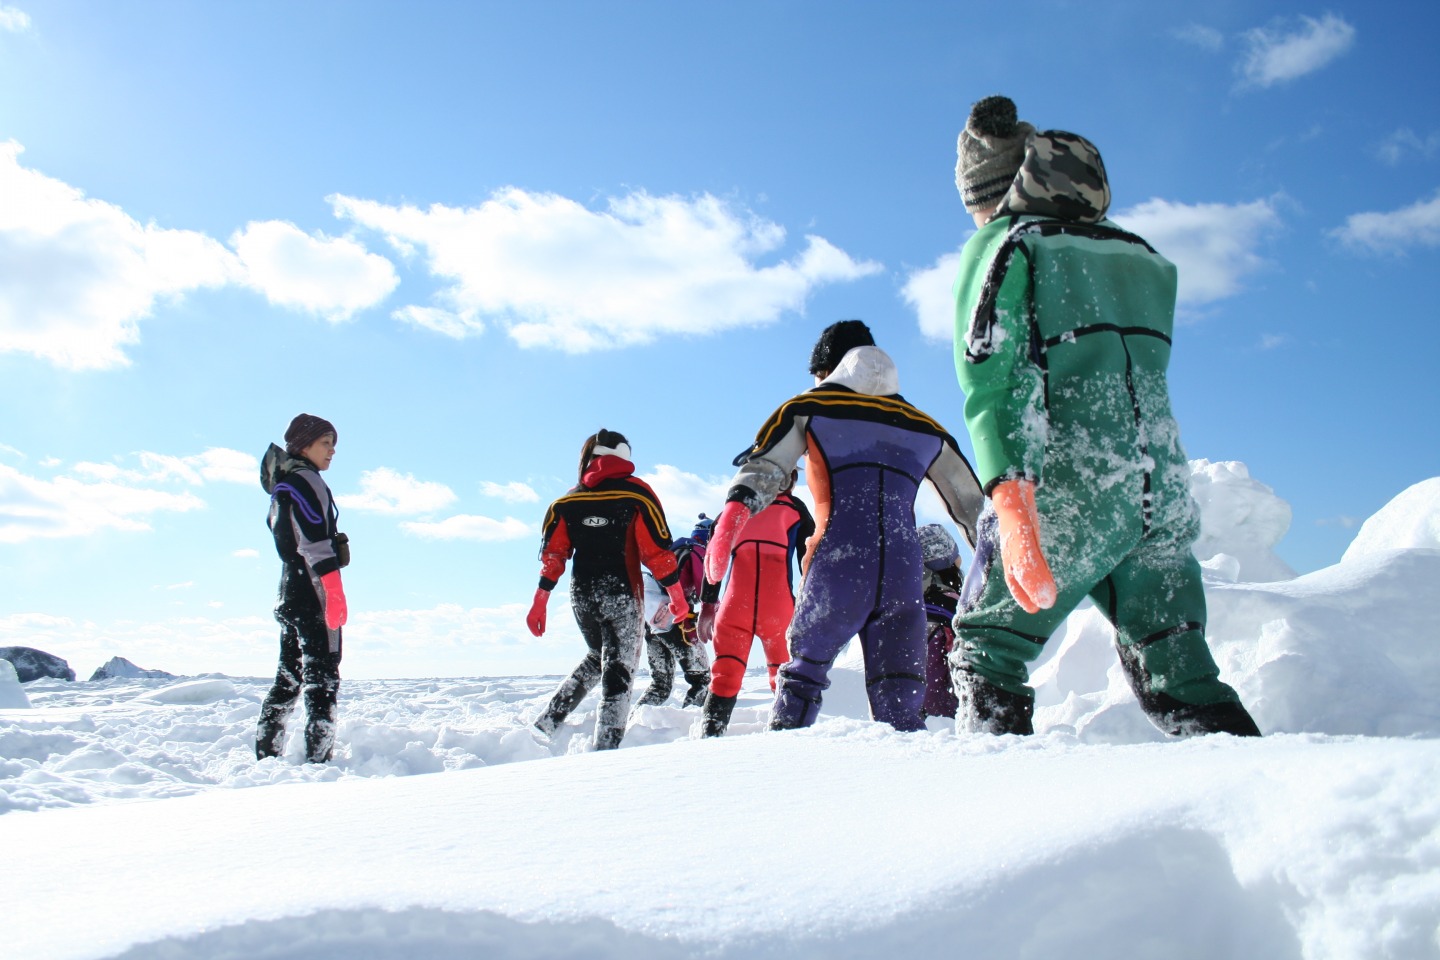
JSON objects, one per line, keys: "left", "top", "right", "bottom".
{"left": 956, "top": 94, "right": 1035, "bottom": 226}
{"left": 284, "top": 413, "right": 337, "bottom": 471}
{"left": 691, "top": 514, "right": 714, "bottom": 544}
{"left": 577, "top": 428, "right": 631, "bottom": 481}
{"left": 809, "top": 319, "right": 875, "bottom": 381}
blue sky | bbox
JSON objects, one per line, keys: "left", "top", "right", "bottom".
{"left": 2, "top": 1, "right": 1437, "bottom": 679}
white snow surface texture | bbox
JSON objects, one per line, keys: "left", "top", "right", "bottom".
{"left": 3, "top": 463, "right": 1439, "bottom": 960}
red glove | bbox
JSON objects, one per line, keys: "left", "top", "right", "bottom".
{"left": 696, "top": 602, "right": 716, "bottom": 644}
{"left": 320, "top": 570, "right": 348, "bottom": 630}
{"left": 703, "top": 501, "right": 750, "bottom": 585}
{"left": 991, "top": 479, "right": 1057, "bottom": 614}
{"left": 665, "top": 581, "right": 690, "bottom": 625}
{"left": 526, "top": 587, "right": 549, "bottom": 637}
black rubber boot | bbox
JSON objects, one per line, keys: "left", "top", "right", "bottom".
{"left": 955, "top": 670, "right": 1034, "bottom": 735}
{"left": 701, "top": 692, "right": 737, "bottom": 737}
{"left": 303, "top": 681, "right": 339, "bottom": 763}
{"left": 1157, "top": 698, "right": 1262, "bottom": 738}
{"left": 255, "top": 700, "right": 294, "bottom": 759}
{"left": 682, "top": 676, "right": 709, "bottom": 708}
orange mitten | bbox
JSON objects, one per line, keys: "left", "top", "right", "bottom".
{"left": 990, "top": 479, "right": 1057, "bottom": 614}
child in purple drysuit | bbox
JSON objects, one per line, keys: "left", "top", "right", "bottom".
{"left": 705, "top": 321, "right": 984, "bottom": 732}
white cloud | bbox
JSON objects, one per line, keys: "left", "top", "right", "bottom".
{"left": 336, "top": 467, "right": 458, "bottom": 516}
{"left": 638, "top": 464, "right": 733, "bottom": 534}
{"left": 231, "top": 220, "right": 398, "bottom": 322}
{"left": 232, "top": 548, "right": 260, "bottom": 558}
{"left": 0, "top": 6, "right": 30, "bottom": 31}
{"left": 902, "top": 250, "right": 964, "bottom": 342}
{"left": 1174, "top": 23, "right": 1224, "bottom": 52}
{"left": 0, "top": 462, "right": 206, "bottom": 543}
{"left": 331, "top": 188, "right": 882, "bottom": 352}
{"left": 1238, "top": 13, "right": 1355, "bottom": 89}
{"left": 1258, "top": 334, "right": 1290, "bottom": 350}
{"left": 399, "top": 515, "right": 532, "bottom": 541}
{"left": 1375, "top": 129, "right": 1440, "bottom": 166}
{"left": 0, "top": 141, "right": 240, "bottom": 370}
{"left": 392, "top": 304, "right": 475, "bottom": 339}
{"left": 71, "top": 448, "right": 258, "bottom": 486}
{"left": 1110, "top": 198, "right": 1283, "bottom": 307}
{"left": 479, "top": 481, "right": 539, "bottom": 503}
{"left": 1330, "top": 190, "right": 1440, "bottom": 254}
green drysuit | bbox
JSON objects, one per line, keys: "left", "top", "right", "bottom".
{"left": 950, "top": 137, "right": 1257, "bottom": 738}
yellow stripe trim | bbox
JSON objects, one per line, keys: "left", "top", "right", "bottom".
{"left": 544, "top": 489, "right": 671, "bottom": 540}
{"left": 752, "top": 390, "right": 948, "bottom": 452}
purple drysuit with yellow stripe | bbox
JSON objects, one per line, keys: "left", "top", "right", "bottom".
{"left": 725, "top": 346, "right": 983, "bottom": 731}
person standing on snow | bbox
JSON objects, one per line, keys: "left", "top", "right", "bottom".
{"left": 697, "top": 472, "right": 813, "bottom": 737}
{"left": 526, "top": 429, "right": 690, "bottom": 750}
{"left": 706, "top": 321, "right": 984, "bottom": 732}
{"left": 948, "top": 95, "right": 1260, "bottom": 738}
{"left": 635, "top": 515, "right": 713, "bottom": 709}
{"left": 256, "top": 413, "right": 350, "bottom": 763}
{"left": 918, "top": 523, "right": 964, "bottom": 720}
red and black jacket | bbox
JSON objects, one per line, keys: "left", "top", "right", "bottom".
{"left": 537, "top": 456, "right": 680, "bottom": 598}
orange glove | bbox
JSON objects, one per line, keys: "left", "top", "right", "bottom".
{"left": 990, "top": 478, "right": 1057, "bottom": 614}
{"left": 703, "top": 501, "right": 750, "bottom": 585}
{"left": 320, "top": 570, "right": 348, "bottom": 630}
{"left": 526, "top": 587, "right": 549, "bottom": 637}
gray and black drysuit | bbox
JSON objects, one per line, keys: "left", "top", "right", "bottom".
{"left": 257, "top": 444, "right": 345, "bottom": 762}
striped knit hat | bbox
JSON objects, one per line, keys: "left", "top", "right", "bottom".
{"left": 955, "top": 95, "right": 1036, "bottom": 214}
{"left": 284, "top": 413, "right": 337, "bottom": 456}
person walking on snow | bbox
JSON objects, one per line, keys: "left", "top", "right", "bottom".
{"left": 918, "top": 523, "right": 964, "bottom": 720}
{"left": 697, "top": 473, "right": 814, "bottom": 737}
{"left": 948, "top": 95, "right": 1260, "bottom": 738}
{"left": 256, "top": 413, "right": 350, "bottom": 763}
{"left": 707, "top": 321, "right": 984, "bottom": 733}
{"left": 635, "top": 516, "right": 712, "bottom": 708}
{"left": 527, "top": 430, "right": 690, "bottom": 750}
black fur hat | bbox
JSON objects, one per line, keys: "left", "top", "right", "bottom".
{"left": 808, "top": 320, "right": 875, "bottom": 376}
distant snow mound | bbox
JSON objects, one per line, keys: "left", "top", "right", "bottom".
{"left": 89, "top": 656, "right": 177, "bottom": 682}
{"left": 1187, "top": 460, "right": 1295, "bottom": 583}
{"left": 1342, "top": 476, "right": 1440, "bottom": 562}
{"left": 134, "top": 679, "right": 238, "bottom": 704}
{"left": 0, "top": 646, "right": 76, "bottom": 683}
{"left": 0, "top": 658, "right": 30, "bottom": 709}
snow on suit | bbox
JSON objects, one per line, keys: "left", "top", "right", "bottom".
{"left": 950, "top": 129, "right": 1258, "bottom": 737}
{"left": 726, "top": 345, "right": 983, "bottom": 732}
{"left": 256, "top": 444, "right": 345, "bottom": 763}
{"left": 533, "top": 455, "right": 680, "bottom": 749}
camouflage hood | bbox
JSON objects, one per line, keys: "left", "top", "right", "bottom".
{"left": 997, "top": 130, "right": 1111, "bottom": 224}
{"left": 260, "top": 442, "right": 312, "bottom": 494}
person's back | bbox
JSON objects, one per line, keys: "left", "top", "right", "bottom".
{"left": 707, "top": 322, "right": 982, "bottom": 733}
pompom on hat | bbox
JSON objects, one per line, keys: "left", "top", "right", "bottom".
{"left": 284, "top": 413, "right": 337, "bottom": 456}
{"left": 955, "top": 95, "right": 1036, "bottom": 214}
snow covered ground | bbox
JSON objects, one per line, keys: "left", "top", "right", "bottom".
{"left": 3, "top": 465, "right": 1440, "bottom": 959}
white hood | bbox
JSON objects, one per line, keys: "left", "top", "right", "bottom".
{"left": 818, "top": 345, "right": 899, "bottom": 397}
